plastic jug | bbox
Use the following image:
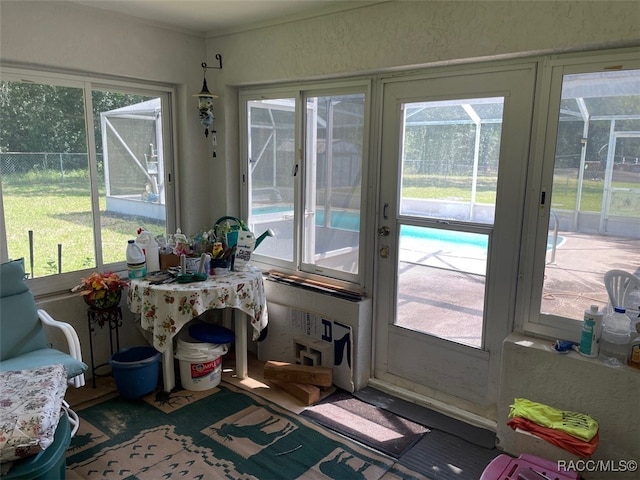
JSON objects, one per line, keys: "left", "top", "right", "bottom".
{"left": 599, "top": 307, "right": 631, "bottom": 366}
{"left": 136, "top": 230, "right": 160, "bottom": 272}
{"left": 126, "top": 240, "right": 146, "bottom": 279}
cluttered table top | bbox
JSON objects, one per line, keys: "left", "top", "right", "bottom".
{"left": 127, "top": 267, "right": 268, "bottom": 352}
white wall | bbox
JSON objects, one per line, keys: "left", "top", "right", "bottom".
{"left": 211, "top": 1, "right": 638, "bottom": 83}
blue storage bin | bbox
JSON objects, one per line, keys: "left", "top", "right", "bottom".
{"left": 109, "top": 347, "right": 161, "bottom": 399}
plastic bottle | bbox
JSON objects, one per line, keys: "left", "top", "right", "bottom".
{"left": 627, "top": 321, "right": 640, "bottom": 369}
{"left": 126, "top": 239, "right": 147, "bottom": 279}
{"left": 599, "top": 307, "right": 631, "bottom": 366}
{"left": 165, "top": 234, "right": 176, "bottom": 254}
{"left": 579, "top": 305, "right": 603, "bottom": 358}
{"left": 136, "top": 230, "right": 160, "bottom": 273}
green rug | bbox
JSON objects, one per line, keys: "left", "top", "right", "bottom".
{"left": 66, "top": 383, "right": 426, "bottom": 479}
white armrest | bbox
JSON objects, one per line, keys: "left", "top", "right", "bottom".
{"left": 38, "top": 309, "right": 81, "bottom": 358}
{"left": 38, "top": 309, "right": 86, "bottom": 388}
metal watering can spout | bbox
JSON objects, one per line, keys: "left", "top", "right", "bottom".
{"left": 254, "top": 229, "right": 275, "bottom": 250}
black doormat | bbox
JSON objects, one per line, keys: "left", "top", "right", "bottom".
{"left": 398, "top": 429, "right": 500, "bottom": 480}
{"left": 354, "top": 386, "right": 496, "bottom": 449}
{"left": 301, "top": 389, "right": 429, "bottom": 458}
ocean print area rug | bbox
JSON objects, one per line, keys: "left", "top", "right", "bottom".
{"left": 66, "top": 383, "right": 427, "bottom": 479}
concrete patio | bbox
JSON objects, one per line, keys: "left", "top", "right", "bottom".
{"left": 397, "top": 232, "right": 640, "bottom": 348}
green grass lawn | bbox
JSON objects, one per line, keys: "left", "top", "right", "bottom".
{"left": 3, "top": 170, "right": 164, "bottom": 277}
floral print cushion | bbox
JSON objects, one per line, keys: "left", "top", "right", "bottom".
{"left": 0, "top": 364, "right": 67, "bottom": 463}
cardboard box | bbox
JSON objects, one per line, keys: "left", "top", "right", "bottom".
{"left": 159, "top": 253, "right": 180, "bottom": 270}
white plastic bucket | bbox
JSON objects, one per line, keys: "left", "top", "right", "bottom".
{"left": 174, "top": 331, "right": 228, "bottom": 391}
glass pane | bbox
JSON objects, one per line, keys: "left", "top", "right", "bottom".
{"left": 396, "top": 225, "right": 488, "bottom": 347}
{"left": 247, "top": 98, "right": 296, "bottom": 262}
{"left": 93, "top": 91, "right": 167, "bottom": 265}
{"left": 303, "top": 93, "right": 365, "bottom": 275}
{"left": 0, "top": 80, "right": 95, "bottom": 277}
{"left": 542, "top": 70, "right": 640, "bottom": 321}
{"left": 399, "top": 97, "right": 504, "bottom": 224}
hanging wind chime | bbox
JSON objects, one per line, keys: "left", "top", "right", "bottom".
{"left": 194, "top": 54, "right": 222, "bottom": 157}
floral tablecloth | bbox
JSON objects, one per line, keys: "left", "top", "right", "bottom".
{"left": 127, "top": 267, "right": 268, "bottom": 352}
{"left": 0, "top": 364, "right": 67, "bottom": 464}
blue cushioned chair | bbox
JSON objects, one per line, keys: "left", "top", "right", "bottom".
{"left": 0, "top": 258, "right": 87, "bottom": 440}
{"left": 1, "top": 258, "right": 89, "bottom": 477}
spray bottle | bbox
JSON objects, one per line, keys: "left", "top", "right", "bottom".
{"left": 579, "top": 305, "right": 603, "bottom": 358}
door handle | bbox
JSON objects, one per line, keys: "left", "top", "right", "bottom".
{"left": 377, "top": 226, "right": 390, "bottom": 236}
{"left": 379, "top": 245, "right": 390, "bottom": 258}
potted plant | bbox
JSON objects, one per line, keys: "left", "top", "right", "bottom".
{"left": 72, "top": 272, "right": 129, "bottom": 309}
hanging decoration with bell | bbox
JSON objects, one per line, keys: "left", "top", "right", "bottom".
{"left": 193, "top": 55, "right": 222, "bottom": 157}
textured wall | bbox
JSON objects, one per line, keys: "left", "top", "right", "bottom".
{"left": 210, "top": 1, "right": 639, "bottom": 85}
{"left": 498, "top": 334, "right": 640, "bottom": 478}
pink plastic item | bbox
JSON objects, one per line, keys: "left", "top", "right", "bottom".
{"left": 480, "top": 454, "right": 579, "bottom": 480}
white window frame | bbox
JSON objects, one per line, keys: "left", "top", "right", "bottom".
{"left": 517, "top": 48, "right": 640, "bottom": 341}
{"left": 0, "top": 66, "right": 177, "bottom": 297}
{"left": 239, "top": 79, "right": 372, "bottom": 291}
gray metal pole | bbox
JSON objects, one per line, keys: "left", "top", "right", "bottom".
{"left": 28, "top": 230, "right": 34, "bottom": 278}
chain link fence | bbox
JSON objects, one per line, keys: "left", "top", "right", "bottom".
{"left": 0, "top": 152, "right": 103, "bottom": 179}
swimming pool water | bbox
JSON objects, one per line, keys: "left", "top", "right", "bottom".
{"left": 401, "top": 225, "right": 488, "bottom": 248}
{"left": 252, "top": 206, "right": 563, "bottom": 250}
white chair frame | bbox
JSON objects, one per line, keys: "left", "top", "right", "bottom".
{"left": 604, "top": 269, "right": 640, "bottom": 318}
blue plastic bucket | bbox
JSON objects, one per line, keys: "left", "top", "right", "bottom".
{"left": 109, "top": 347, "right": 161, "bottom": 399}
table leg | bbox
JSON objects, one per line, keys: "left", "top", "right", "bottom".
{"left": 162, "top": 342, "right": 175, "bottom": 392}
{"left": 235, "top": 311, "right": 248, "bottom": 379}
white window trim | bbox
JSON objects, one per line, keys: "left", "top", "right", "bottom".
{"left": 0, "top": 66, "right": 178, "bottom": 297}
{"left": 517, "top": 48, "right": 640, "bottom": 342}
{"left": 239, "top": 78, "right": 373, "bottom": 292}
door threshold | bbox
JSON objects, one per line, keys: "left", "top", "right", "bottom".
{"left": 366, "top": 378, "right": 497, "bottom": 433}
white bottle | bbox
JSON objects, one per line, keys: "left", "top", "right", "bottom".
{"left": 126, "top": 239, "right": 147, "bottom": 279}
{"left": 579, "top": 305, "right": 603, "bottom": 358}
{"left": 136, "top": 230, "right": 160, "bottom": 273}
{"left": 600, "top": 307, "right": 631, "bottom": 366}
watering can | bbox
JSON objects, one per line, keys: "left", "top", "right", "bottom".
{"left": 213, "top": 216, "right": 274, "bottom": 250}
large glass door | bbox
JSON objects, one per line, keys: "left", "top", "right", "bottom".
{"left": 374, "top": 66, "right": 536, "bottom": 412}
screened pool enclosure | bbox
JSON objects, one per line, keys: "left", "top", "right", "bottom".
{"left": 247, "top": 73, "right": 640, "bottom": 266}
{"left": 552, "top": 70, "right": 640, "bottom": 237}
{"left": 102, "top": 98, "right": 166, "bottom": 221}
{"left": 245, "top": 71, "right": 639, "bottom": 338}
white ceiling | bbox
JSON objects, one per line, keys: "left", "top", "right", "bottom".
{"left": 69, "top": 0, "right": 387, "bottom": 37}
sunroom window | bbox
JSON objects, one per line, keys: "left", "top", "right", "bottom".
{"left": 524, "top": 59, "right": 640, "bottom": 338}
{"left": 0, "top": 69, "right": 175, "bottom": 295}
{"left": 241, "top": 83, "right": 369, "bottom": 286}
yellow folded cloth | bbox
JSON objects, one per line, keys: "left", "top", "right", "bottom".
{"left": 509, "top": 397, "right": 598, "bottom": 442}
